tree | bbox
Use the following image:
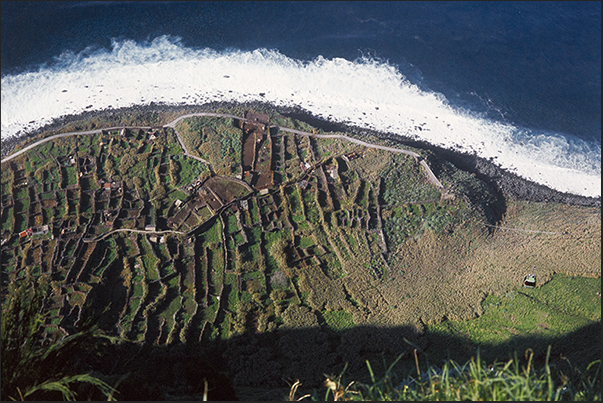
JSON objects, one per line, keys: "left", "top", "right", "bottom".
{"left": 104, "top": 158, "right": 115, "bottom": 179}
{"left": 154, "top": 164, "right": 161, "bottom": 186}
{"left": 34, "top": 167, "right": 46, "bottom": 183}
{"left": 269, "top": 238, "right": 289, "bottom": 271}
{"left": 270, "top": 289, "right": 287, "bottom": 302}
{"left": 124, "top": 177, "right": 134, "bottom": 189}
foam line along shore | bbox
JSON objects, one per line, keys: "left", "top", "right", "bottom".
{"left": 1, "top": 38, "right": 600, "bottom": 198}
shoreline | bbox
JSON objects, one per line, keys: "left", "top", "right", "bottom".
{"left": 1, "top": 100, "right": 600, "bottom": 208}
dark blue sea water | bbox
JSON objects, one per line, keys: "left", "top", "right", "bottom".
{"left": 1, "top": 1, "right": 600, "bottom": 197}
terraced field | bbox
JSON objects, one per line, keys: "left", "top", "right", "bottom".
{"left": 1, "top": 108, "right": 599, "bottom": 400}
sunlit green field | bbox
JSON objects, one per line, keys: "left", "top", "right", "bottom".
{"left": 426, "top": 274, "right": 601, "bottom": 366}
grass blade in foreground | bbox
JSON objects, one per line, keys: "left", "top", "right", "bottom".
{"left": 294, "top": 346, "right": 601, "bottom": 401}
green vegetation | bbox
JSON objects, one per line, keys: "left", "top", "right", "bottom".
{"left": 381, "top": 154, "right": 441, "bottom": 204}
{"left": 1, "top": 277, "right": 117, "bottom": 401}
{"left": 176, "top": 116, "right": 242, "bottom": 176}
{"left": 299, "top": 347, "right": 600, "bottom": 401}
{"left": 428, "top": 275, "right": 601, "bottom": 362}
{"left": 322, "top": 310, "right": 354, "bottom": 332}
{"left": 1, "top": 106, "right": 599, "bottom": 401}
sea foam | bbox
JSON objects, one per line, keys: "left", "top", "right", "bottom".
{"left": 1, "top": 36, "right": 600, "bottom": 197}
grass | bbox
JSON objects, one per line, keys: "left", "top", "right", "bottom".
{"left": 138, "top": 238, "right": 159, "bottom": 281}
{"left": 202, "top": 220, "right": 222, "bottom": 246}
{"left": 298, "top": 346, "right": 601, "bottom": 401}
{"left": 176, "top": 116, "right": 241, "bottom": 176}
{"left": 1, "top": 278, "right": 118, "bottom": 401}
{"left": 169, "top": 189, "right": 189, "bottom": 202}
{"left": 225, "top": 273, "right": 239, "bottom": 310}
{"left": 208, "top": 249, "right": 224, "bottom": 286}
{"left": 298, "top": 236, "right": 315, "bottom": 249}
{"left": 158, "top": 287, "right": 182, "bottom": 321}
{"left": 63, "top": 166, "right": 78, "bottom": 187}
{"left": 225, "top": 213, "right": 239, "bottom": 234}
{"left": 322, "top": 310, "right": 354, "bottom": 332}
{"left": 175, "top": 157, "right": 206, "bottom": 187}
{"left": 286, "top": 186, "right": 304, "bottom": 215}
{"left": 132, "top": 283, "right": 144, "bottom": 298}
{"left": 1, "top": 207, "right": 13, "bottom": 232}
{"left": 233, "top": 231, "right": 246, "bottom": 246}
{"left": 428, "top": 275, "right": 601, "bottom": 348}
{"left": 380, "top": 156, "right": 441, "bottom": 205}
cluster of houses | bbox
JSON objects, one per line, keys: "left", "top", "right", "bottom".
{"left": 167, "top": 176, "right": 252, "bottom": 232}
{"left": 99, "top": 179, "right": 122, "bottom": 193}
{"left": 146, "top": 225, "right": 166, "bottom": 243}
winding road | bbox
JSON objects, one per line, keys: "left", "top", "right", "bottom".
{"left": 275, "top": 127, "right": 445, "bottom": 190}
{"left": 84, "top": 228, "right": 186, "bottom": 243}
{"left": 1, "top": 126, "right": 152, "bottom": 163}
{"left": 2, "top": 111, "right": 448, "bottom": 192}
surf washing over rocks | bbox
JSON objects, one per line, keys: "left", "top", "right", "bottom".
{"left": 1, "top": 36, "right": 600, "bottom": 198}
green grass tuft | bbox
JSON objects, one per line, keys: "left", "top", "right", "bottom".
{"left": 299, "top": 346, "right": 601, "bottom": 401}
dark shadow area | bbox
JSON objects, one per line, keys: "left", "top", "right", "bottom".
{"left": 424, "top": 321, "right": 601, "bottom": 374}
{"left": 68, "top": 292, "right": 601, "bottom": 401}
{"left": 211, "top": 321, "right": 601, "bottom": 400}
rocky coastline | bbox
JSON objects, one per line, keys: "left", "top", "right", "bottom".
{"left": 2, "top": 100, "right": 600, "bottom": 209}
{"left": 276, "top": 105, "right": 601, "bottom": 209}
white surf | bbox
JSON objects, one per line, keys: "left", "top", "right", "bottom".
{"left": 1, "top": 36, "right": 600, "bottom": 197}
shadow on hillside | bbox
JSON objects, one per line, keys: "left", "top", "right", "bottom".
{"left": 42, "top": 316, "right": 600, "bottom": 401}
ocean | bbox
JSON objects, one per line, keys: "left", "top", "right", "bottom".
{"left": 1, "top": 1, "right": 600, "bottom": 198}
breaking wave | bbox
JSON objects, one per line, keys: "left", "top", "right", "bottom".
{"left": 1, "top": 36, "right": 600, "bottom": 197}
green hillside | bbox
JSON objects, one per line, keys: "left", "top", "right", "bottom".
{"left": 1, "top": 106, "right": 600, "bottom": 400}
